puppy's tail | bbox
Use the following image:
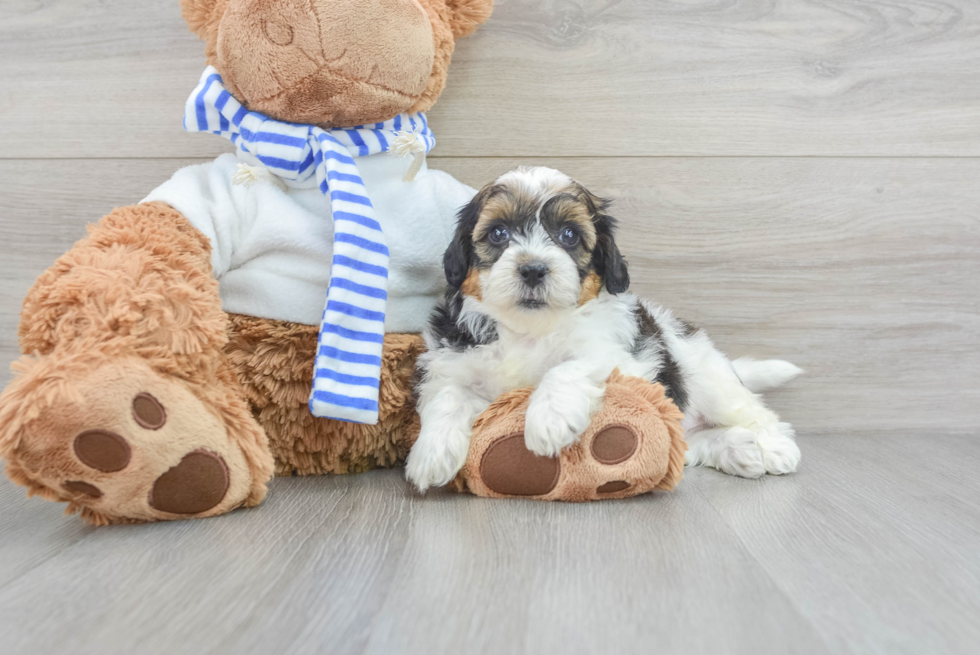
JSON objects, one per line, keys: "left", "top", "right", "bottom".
{"left": 731, "top": 358, "right": 804, "bottom": 393}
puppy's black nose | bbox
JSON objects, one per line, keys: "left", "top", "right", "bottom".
{"left": 519, "top": 262, "right": 548, "bottom": 288}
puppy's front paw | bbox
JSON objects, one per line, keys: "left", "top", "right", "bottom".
{"left": 523, "top": 385, "right": 596, "bottom": 458}
{"left": 405, "top": 429, "right": 470, "bottom": 493}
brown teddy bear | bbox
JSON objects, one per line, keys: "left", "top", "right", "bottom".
{"left": 0, "top": 0, "right": 686, "bottom": 525}
{"left": 0, "top": 0, "right": 494, "bottom": 525}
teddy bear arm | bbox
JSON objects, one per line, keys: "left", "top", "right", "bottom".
{"left": 18, "top": 202, "right": 224, "bottom": 360}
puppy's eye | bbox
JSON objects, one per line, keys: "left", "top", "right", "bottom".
{"left": 558, "top": 226, "right": 580, "bottom": 247}
{"left": 488, "top": 225, "right": 510, "bottom": 245}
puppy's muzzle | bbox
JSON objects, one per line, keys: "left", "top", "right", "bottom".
{"left": 519, "top": 262, "right": 549, "bottom": 288}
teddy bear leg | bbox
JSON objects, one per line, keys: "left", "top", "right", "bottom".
{"left": 0, "top": 202, "right": 274, "bottom": 524}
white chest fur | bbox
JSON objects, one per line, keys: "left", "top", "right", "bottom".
{"left": 423, "top": 293, "right": 653, "bottom": 402}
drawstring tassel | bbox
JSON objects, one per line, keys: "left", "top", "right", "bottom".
{"left": 389, "top": 128, "right": 427, "bottom": 182}
{"left": 232, "top": 163, "right": 288, "bottom": 191}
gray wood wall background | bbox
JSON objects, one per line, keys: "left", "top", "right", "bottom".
{"left": 1, "top": 0, "right": 978, "bottom": 437}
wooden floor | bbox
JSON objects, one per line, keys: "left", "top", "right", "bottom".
{"left": 1, "top": 434, "right": 979, "bottom": 654}
{"left": 1, "top": 1, "right": 979, "bottom": 653}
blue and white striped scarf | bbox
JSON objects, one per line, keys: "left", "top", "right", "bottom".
{"left": 184, "top": 66, "right": 435, "bottom": 425}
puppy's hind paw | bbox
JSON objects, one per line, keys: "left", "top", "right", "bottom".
{"left": 758, "top": 422, "right": 801, "bottom": 475}
{"left": 716, "top": 428, "right": 768, "bottom": 478}
{"left": 687, "top": 424, "right": 800, "bottom": 479}
{"left": 686, "top": 427, "right": 766, "bottom": 479}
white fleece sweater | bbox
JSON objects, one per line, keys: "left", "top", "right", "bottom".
{"left": 143, "top": 150, "right": 474, "bottom": 333}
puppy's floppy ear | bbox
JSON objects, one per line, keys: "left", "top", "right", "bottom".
{"left": 578, "top": 185, "right": 630, "bottom": 294}
{"left": 445, "top": 183, "right": 495, "bottom": 288}
{"left": 444, "top": 226, "right": 473, "bottom": 290}
{"left": 594, "top": 231, "right": 630, "bottom": 294}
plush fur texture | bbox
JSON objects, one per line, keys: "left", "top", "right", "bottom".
{"left": 452, "top": 371, "right": 687, "bottom": 501}
{"left": 407, "top": 167, "right": 803, "bottom": 492}
{"left": 225, "top": 315, "right": 424, "bottom": 476}
{"left": 180, "top": 0, "right": 493, "bottom": 127}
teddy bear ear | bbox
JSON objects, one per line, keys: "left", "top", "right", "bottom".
{"left": 445, "top": 0, "right": 494, "bottom": 39}
{"left": 180, "top": 0, "right": 220, "bottom": 39}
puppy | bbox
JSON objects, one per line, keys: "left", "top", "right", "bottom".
{"left": 406, "top": 166, "right": 802, "bottom": 492}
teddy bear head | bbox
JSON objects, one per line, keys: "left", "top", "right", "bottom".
{"left": 180, "top": 0, "right": 493, "bottom": 128}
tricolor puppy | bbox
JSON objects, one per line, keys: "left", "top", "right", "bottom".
{"left": 406, "top": 166, "right": 802, "bottom": 492}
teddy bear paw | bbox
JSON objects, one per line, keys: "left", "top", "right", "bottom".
{"left": 0, "top": 353, "right": 267, "bottom": 523}
{"left": 460, "top": 376, "right": 687, "bottom": 501}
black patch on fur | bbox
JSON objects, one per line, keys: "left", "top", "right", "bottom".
{"left": 632, "top": 308, "right": 689, "bottom": 411}
{"left": 427, "top": 289, "right": 498, "bottom": 352}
